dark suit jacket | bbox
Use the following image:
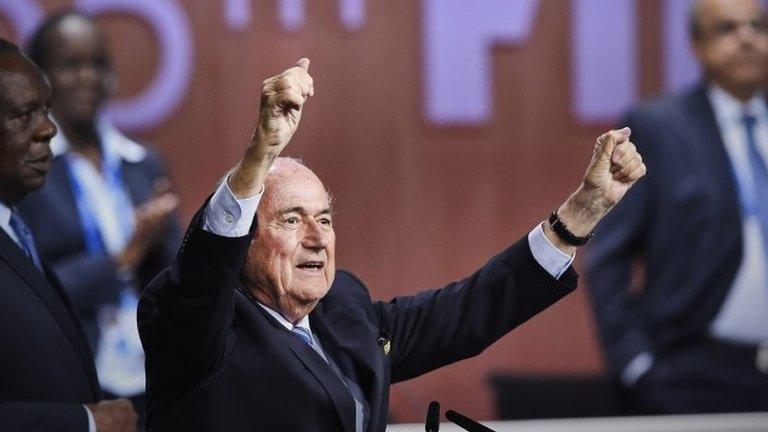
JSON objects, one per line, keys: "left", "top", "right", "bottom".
{"left": 19, "top": 149, "right": 181, "bottom": 350}
{"left": 0, "top": 228, "right": 101, "bottom": 431}
{"left": 138, "top": 206, "right": 577, "bottom": 431}
{"left": 585, "top": 84, "right": 744, "bottom": 375}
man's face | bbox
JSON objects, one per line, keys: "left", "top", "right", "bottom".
{"left": 693, "top": 0, "right": 768, "bottom": 95}
{"left": 44, "top": 16, "right": 111, "bottom": 124}
{"left": 243, "top": 163, "right": 336, "bottom": 313}
{"left": 0, "top": 53, "right": 56, "bottom": 205}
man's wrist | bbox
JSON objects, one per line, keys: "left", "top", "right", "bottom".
{"left": 228, "top": 158, "right": 271, "bottom": 199}
{"left": 557, "top": 185, "right": 611, "bottom": 237}
{"left": 548, "top": 211, "right": 594, "bottom": 246}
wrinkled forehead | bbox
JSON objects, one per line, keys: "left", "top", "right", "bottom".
{"left": 258, "top": 162, "right": 331, "bottom": 217}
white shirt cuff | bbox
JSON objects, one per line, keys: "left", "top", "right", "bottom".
{"left": 83, "top": 405, "right": 96, "bottom": 432}
{"left": 622, "top": 352, "right": 654, "bottom": 386}
{"left": 202, "top": 176, "right": 263, "bottom": 237}
{"left": 527, "top": 222, "right": 574, "bottom": 279}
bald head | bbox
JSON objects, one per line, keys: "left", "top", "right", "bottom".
{"left": 28, "top": 11, "right": 111, "bottom": 126}
{"left": 261, "top": 157, "right": 332, "bottom": 212}
{"left": 29, "top": 12, "right": 105, "bottom": 70}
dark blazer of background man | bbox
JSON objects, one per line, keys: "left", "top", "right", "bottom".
{"left": 139, "top": 59, "right": 646, "bottom": 431}
{"left": 587, "top": 0, "right": 768, "bottom": 414}
{"left": 0, "top": 39, "right": 135, "bottom": 432}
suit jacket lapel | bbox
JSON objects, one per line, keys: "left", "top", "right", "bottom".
{"left": 685, "top": 86, "right": 742, "bottom": 220}
{"left": 312, "top": 303, "right": 387, "bottom": 432}
{"left": 0, "top": 229, "right": 100, "bottom": 398}
{"left": 240, "top": 292, "right": 357, "bottom": 432}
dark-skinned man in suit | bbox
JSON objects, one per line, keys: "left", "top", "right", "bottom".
{"left": 19, "top": 13, "right": 181, "bottom": 424}
{"left": 0, "top": 38, "right": 136, "bottom": 432}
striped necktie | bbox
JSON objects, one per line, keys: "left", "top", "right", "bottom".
{"left": 741, "top": 114, "right": 768, "bottom": 258}
{"left": 291, "top": 325, "right": 367, "bottom": 432}
{"left": 9, "top": 212, "right": 43, "bottom": 271}
{"left": 292, "top": 326, "right": 314, "bottom": 347}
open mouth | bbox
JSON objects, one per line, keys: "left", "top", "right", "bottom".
{"left": 296, "top": 261, "right": 325, "bottom": 271}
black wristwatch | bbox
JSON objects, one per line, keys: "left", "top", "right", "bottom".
{"left": 548, "top": 211, "right": 594, "bottom": 246}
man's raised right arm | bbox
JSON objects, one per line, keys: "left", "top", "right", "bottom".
{"left": 138, "top": 59, "right": 314, "bottom": 379}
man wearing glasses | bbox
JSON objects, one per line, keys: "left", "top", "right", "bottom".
{"left": 587, "top": 0, "right": 768, "bottom": 415}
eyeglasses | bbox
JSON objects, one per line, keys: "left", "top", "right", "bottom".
{"left": 702, "top": 17, "right": 768, "bottom": 39}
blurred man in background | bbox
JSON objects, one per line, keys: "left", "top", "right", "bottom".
{"left": 0, "top": 37, "right": 136, "bottom": 432}
{"left": 19, "top": 11, "right": 181, "bottom": 422}
{"left": 587, "top": 0, "right": 768, "bottom": 414}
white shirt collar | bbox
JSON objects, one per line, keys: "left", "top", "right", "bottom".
{"left": 256, "top": 301, "right": 313, "bottom": 334}
{"left": 0, "top": 202, "right": 11, "bottom": 226}
{"left": 708, "top": 84, "right": 768, "bottom": 125}
{"left": 50, "top": 116, "right": 147, "bottom": 163}
{"left": 0, "top": 202, "right": 18, "bottom": 245}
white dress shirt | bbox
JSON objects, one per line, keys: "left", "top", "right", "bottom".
{"left": 708, "top": 85, "right": 768, "bottom": 343}
{"left": 0, "top": 203, "right": 20, "bottom": 246}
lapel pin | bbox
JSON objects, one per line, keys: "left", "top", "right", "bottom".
{"left": 378, "top": 337, "right": 391, "bottom": 356}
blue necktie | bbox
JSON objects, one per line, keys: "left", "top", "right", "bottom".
{"left": 291, "top": 325, "right": 367, "bottom": 432}
{"left": 741, "top": 114, "right": 768, "bottom": 256}
{"left": 291, "top": 326, "right": 314, "bottom": 347}
{"left": 9, "top": 212, "right": 43, "bottom": 271}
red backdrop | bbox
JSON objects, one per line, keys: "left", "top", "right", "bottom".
{"left": 1, "top": 0, "right": 672, "bottom": 422}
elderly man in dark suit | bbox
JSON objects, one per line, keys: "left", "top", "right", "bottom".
{"left": 587, "top": 0, "right": 768, "bottom": 415}
{"left": 0, "top": 39, "right": 135, "bottom": 431}
{"left": 139, "top": 59, "right": 646, "bottom": 431}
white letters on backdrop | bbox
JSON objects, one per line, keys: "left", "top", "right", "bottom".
{"left": 0, "top": 0, "right": 703, "bottom": 129}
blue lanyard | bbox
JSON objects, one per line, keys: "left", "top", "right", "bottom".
{"left": 63, "top": 143, "right": 133, "bottom": 256}
{"left": 65, "top": 158, "right": 106, "bottom": 255}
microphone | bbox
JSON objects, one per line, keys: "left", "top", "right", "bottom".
{"left": 445, "top": 409, "right": 496, "bottom": 432}
{"left": 425, "top": 401, "right": 440, "bottom": 432}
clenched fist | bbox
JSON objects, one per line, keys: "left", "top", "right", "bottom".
{"left": 229, "top": 58, "right": 315, "bottom": 198}
{"left": 252, "top": 58, "right": 314, "bottom": 156}
{"left": 583, "top": 127, "right": 647, "bottom": 210}
{"left": 545, "top": 127, "right": 647, "bottom": 255}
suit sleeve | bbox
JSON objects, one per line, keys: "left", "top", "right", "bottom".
{"left": 584, "top": 109, "right": 657, "bottom": 376}
{"left": 138, "top": 204, "right": 253, "bottom": 384}
{"left": 0, "top": 402, "right": 88, "bottom": 432}
{"left": 374, "top": 237, "right": 576, "bottom": 383}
